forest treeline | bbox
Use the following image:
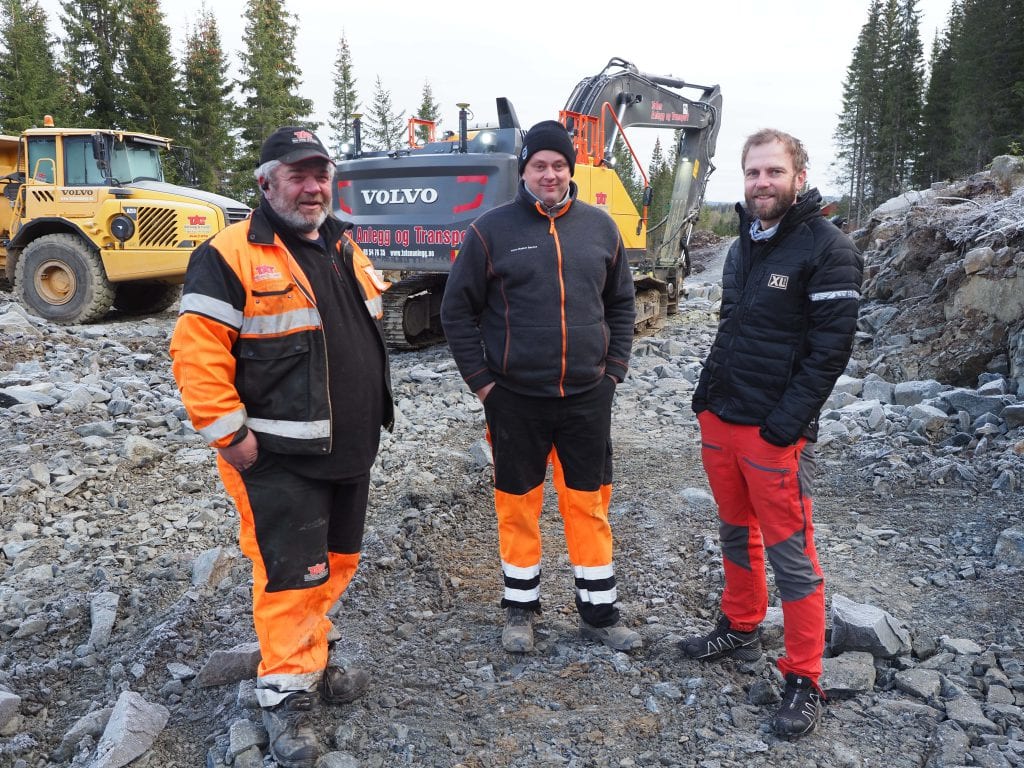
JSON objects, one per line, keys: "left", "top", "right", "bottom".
{"left": 0, "top": 0, "right": 1020, "bottom": 220}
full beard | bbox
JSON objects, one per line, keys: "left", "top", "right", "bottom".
{"left": 279, "top": 202, "right": 329, "bottom": 234}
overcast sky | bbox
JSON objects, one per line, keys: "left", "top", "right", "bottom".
{"left": 41, "top": 0, "right": 954, "bottom": 203}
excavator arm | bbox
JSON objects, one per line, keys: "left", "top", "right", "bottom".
{"left": 562, "top": 57, "right": 723, "bottom": 282}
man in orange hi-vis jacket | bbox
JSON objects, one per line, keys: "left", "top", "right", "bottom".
{"left": 440, "top": 120, "right": 641, "bottom": 656}
{"left": 170, "top": 126, "right": 392, "bottom": 768}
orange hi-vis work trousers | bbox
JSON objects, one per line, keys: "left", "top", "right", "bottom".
{"left": 484, "top": 378, "right": 620, "bottom": 627}
{"left": 218, "top": 452, "right": 368, "bottom": 708}
{"left": 697, "top": 411, "right": 826, "bottom": 682}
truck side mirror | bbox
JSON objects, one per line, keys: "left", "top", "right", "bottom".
{"left": 92, "top": 134, "right": 110, "bottom": 175}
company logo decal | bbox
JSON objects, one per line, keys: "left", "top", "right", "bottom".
{"left": 253, "top": 264, "right": 282, "bottom": 282}
{"left": 304, "top": 561, "right": 328, "bottom": 581}
{"left": 187, "top": 215, "right": 206, "bottom": 226}
{"left": 360, "top": 188, "right": 438, "bottom": 205}
{"left": 767, "top": 274, "right": 790, "bottom": 290}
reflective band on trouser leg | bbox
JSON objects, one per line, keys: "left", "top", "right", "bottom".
{"left": 697, "top": 412, "right": 767, "bottom": 632}
{"left": 218, "top": 456, "right": 332, "bottom": 707}
{"left": 551, "top": 448, "right": 618, "bottom": 627}
{"left": 495, "top": 485, "right": 544, "bottom": 610}
{"left": 741, "top": 437, "right": 825, "bottom": 682}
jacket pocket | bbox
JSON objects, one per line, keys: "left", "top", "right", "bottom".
{"left": 235, "top": 334, "right": 312, "bottom": 420}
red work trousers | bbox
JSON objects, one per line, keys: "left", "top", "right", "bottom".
{"left": 697, "top": 411, "right": 825, "bottom": 682}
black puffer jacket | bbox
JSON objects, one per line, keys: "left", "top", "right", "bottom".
{"left": 692, "top": 189, "right": 863, "bottom": 444}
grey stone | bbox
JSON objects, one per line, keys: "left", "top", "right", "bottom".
{"left": 894, "top": 379, "right": 944, "bottom": 406}
{"left": 89, "top": 691, "right": 170, "bottom": 768}
{"left": 192, "top": 547, "right": 232, "bottom": 588}
{"left": 830, "top": 593, "right": 912, "bottom": 658}
{"left": 0, "top": 690, "right": 21, "bottom": 729}
{"left": 87, "top": 592, "right": 119, "bottom": 650}
{"left": 945, "top": 690, "right": 1002, "bottom": 734}
{"left": 195, "top": 643, "right": 261, "bottom": 688}
{"left": 820, "top": 651, "right": 876, "bottom": 697}
{"left": 994, "top": 528, "right": 1024, "bottom": 568}
{"left": 895, "top": 668, "right": 942, "bottom": 701}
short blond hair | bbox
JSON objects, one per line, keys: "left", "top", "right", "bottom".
{"left": 741, "top": 129, "right": 808, "bottom": 173}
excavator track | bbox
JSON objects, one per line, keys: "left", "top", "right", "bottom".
{"left": 383, "top": 273, "right": 448, "bottom": 350}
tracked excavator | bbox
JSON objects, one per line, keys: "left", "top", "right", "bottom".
{"left": 333, "top": 57, "right": 722, "bottom": 349}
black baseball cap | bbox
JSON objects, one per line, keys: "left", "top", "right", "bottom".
{"left": 259, "top": 126, "right": 333, "bottom": 165}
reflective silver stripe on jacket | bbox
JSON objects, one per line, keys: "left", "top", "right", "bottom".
{"left": 241, "top": 308, "right": 321, "bottom": 336}
{"left": 246, "top": 416, "right": 330, "bottom": 440}
{"left": 198, "top": 408, "right": 246, "bottom": 444}
{"left": 809, "top": 290, "right": 860, "bottom": 302}
{"left": 180, "top": 293, "right": 244, "bottom": 329}
{"left": 364, "top": 296, "right": 383, "bottom": 317}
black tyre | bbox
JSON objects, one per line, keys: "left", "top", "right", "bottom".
{"left": 113, "top": 282, "right": 181, "bottom": 315}
{"left": 14, "top": 234, "right": 114, "bottom": 323}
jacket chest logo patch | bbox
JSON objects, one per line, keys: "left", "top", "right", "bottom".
{"left": 767, "top": 273, "right": 789, "bottom": 290}
{"left": 253, "top": 264, "right": 283, "bottom": 282}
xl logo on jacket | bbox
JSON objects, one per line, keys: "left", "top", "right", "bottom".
{"left": 767, "top": 273, "right": 790, "bottom": 290}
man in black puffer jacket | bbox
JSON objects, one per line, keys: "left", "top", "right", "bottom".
{"left": 682, "top": 129, "right": 863, "bottom": 739}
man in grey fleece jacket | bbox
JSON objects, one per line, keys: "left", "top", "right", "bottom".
{"left": 440, "top": 120, "right": 639, "bottom": 654}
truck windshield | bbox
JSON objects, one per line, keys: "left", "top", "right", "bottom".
{"left": 64, "top": 135, "right": 165, "bottom": 185}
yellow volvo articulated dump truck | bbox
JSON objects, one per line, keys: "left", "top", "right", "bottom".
{"left": 0, "top": 118, "right": 250, "bottom": 323}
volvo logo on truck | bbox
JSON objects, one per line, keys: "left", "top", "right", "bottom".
{"left": 360, "top": 188, "right": 438, "bottom": 205}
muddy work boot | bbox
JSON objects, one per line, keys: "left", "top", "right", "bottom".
{"left": 680, "top": 615, "right": 763, "bottom": 662}
{"left": 501, "top": 606, "right": 535, "bottom": 653}
{"left": 261, "top": 691, "right": 319, "bottom": 768}
{"left": 580, "top": 620, "right": 643, "bottom": 652}
{"left": 320, "top": 665, "right": 370, "bottom": 705}
{"left": 773, "top": 673, "right": 824, "bottom": 737}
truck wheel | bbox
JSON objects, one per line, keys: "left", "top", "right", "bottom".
{"left": 14, "top": 234, "right": 114, "bottom": 324}
{"left": 114, "top": 282, "right": 181, "bottom": 315}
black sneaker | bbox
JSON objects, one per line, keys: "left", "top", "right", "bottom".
{"left": 773, "top": 673, "right": 824, "bottom": 738}
{"left": 680, "top": 615, "right": 763, "bottom": 661}
{"left": 261, "top": 691, "right": 319, "bottom": 768}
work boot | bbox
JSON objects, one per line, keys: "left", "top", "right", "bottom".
{"left": 261, "top": 691, "right": 319, "bottom": 768}
{"left": 320, "top": 665, "right": 370, "bottom": 705}
{"left": 773, "top": 673, "right": 824, "bottom": 738}
{"left": 580, "top": 620, "right": 643, "bottom": 652}
{"left": 501, "top": 606, "right": 535, "bottom": 653}
{"left": 680, "top": 615, "right": 763, "bottom": 661}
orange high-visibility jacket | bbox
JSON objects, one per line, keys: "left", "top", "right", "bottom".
{"left": 169, "top": 208, "right": 392, "bottom": 455}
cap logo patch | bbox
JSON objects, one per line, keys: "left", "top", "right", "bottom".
{"left": 292, "top": 130, "right": 315, "bottom": 143}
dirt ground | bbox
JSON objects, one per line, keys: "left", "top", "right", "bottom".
{"left": 1, "top": 244, "right": 1022, "bottom": 767}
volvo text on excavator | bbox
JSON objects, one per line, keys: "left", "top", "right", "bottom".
{"left": 332, "top": 57, "right": 723, "bottom": 349}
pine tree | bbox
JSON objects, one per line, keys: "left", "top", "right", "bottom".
{"left": 119, "top": 0, "right": 181, "bottom": 139}
{"left": 233, "top": 0, "right": 315, "bottom": 202}
{"left": 364, "top": 75, "right": 405, "bottom": 152}
{"left": 646, "top": 137, "right": 677, "bottom": 252}
{"left": 327, "top": 31, "right": 358, "bottom": 155}
{"left": 834, "top": 0, "right": 883, "bottom": 224}
{"left": 181, "top": 9, "right": 236, "bottom": 195}
{"left": 0, "top": 0, "right": 65, "bottom": 131}
{"left": 414, "top": 79, "right": 440, "bottom": 145}
{"left": 59, "top": 0, "right": 123, "bottom": 127}
{"left": 951, "top": 0, "right": 1024, "bottom": 170}
{"left": 915, "top": 5, "right": 962, "bottom": 186}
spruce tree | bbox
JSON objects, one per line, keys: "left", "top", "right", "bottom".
{"left": 233, "top": 0, "right": 315, "bottom": 202}
{"left": 181, "top": 9, "right": 236, "bottom": 195}
{"left": 915, "top": 6, "right": 962, "bottom": 186}
{"left": 611, "top": 134, "right": 641, "bottom": 210}
{"left": 364, "top": 76, "right": 405, "bottom": 152}
{"left": 0, "top": 0, "right": 65, "bottom": 131}
{"left": 59, "top": 0, "right": 123, "bottom": 127}
{"left": 120, "top": 0, "right": 181, "bottom": 140}
{"left": 327, "top": 32, "right": 358, "bottom": 155}
{"left": 414, "top": 80, "right": 440, "bottom": 145}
